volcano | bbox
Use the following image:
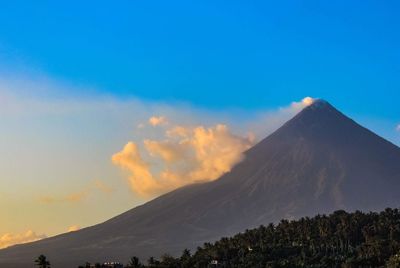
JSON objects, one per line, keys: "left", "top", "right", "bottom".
{"left": 1, "top": 99, "right": 400, "bottom": 267}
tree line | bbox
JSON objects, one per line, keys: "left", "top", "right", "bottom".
{"left": 35, "top": 208, "right": 400, "bottom": 267}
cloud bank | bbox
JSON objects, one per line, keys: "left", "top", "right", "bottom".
{"left": 0, "top": 230, "right": 46, "bottom": 249}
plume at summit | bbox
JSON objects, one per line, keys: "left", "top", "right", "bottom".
{"left": 112, "top": 97, "right": 315, "bottom": 197}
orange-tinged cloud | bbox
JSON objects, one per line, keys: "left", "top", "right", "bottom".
{"left": 39, "top": 180, "right": 113, "bottom": 204}
{"left": 112, "top": 123, "right": 255, "bottom": 197}
{"left": 144, "top": 139, "right": 187, "bottom": 163}
{"left": 39, "top": 191, "right": 88, "bottom": 204}
{"left": 149, "top": 116, "right": 168, "bottom": 126}
{"left": 112, "top": 142, "right": 164, "bottom": 196}
{"left": 66, "top": 191, "right": 88, "bottom": 202}
{"left": 166, "top": 126, "right": 191, "bottom": 138}
{"left": 67, "top": 225, "right": 81, "bottom": 232}
{"left": 93, "top": 179, "right": 113, "bottom": 194}
{"left": 188, "top": 124, "right": 255, "bottom": 180}
{"left": 0, "top": 230, "right": 46, "bottom": 249}
{"left": 301, "top": 97, "right": 315, "bottom": 106}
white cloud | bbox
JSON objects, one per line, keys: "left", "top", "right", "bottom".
{"left": 243, "top": 96, "right": 316, "bottom": 139}
{"left": 290, "top": 96, "right": 316, "bottom": 110}
{"left": 396, "top": 124, "right": 400, "bottom": 132}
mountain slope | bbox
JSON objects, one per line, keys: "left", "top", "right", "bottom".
{"left": 1, "top": 99, "right": 400, "bottom": 267}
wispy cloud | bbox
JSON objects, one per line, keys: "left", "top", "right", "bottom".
{"left": 93, "top": 179, "right": 113, "bottom": 194}
{"left": 39, "top": 179, "right": 113, "bottom": 204}
{"left": 39, "top": 190, "right": 88, "bottom": 204}
{"left": 0, "top": 230, "right": 47, "bottom": 249}
{"left": 148, "top": 116, "right": 168, "bottom": 126}
{"left": 396, "top": 124, "right": 400, "bottom": 132}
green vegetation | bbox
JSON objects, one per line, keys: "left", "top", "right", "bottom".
{"left": 180, "top": 208, "right": 400, "bottom": 267}
{"left": 53, "top": 208, "right": 400, "bottom": 267}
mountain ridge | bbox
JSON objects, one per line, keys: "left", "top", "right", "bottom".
{"left": 1, "top": 99, "right": 400, "bottom": 268}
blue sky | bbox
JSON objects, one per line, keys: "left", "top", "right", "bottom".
{"left": 0, "top": 1, "right": 399, "bottom": 115}
{"left": 0, "top": 1, "right": 399, "bottom": 244}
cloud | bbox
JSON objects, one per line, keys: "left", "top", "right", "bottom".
{"left": 112, "top": 96, "right": 319, "bottom": 197}
{"left": 38, "top": 196, "right": 59, "bottom": 204}
{"left": 39, "top": 180, "right": 113, "bottom": 204}
{"left": 149, "top": 116, "right": 168, "bottom": 126}
{"left": 93, "top": 179, "right": 113, "bottom": 194}
{"left": 396, "top": 124, "right": 400, "bottom": 132}
{"left": 66, "top": 191, "right": 88, "bottom": 202}
{"left": 112, "top": 142, "right": 163, "bottom": 196}
{"left": 39, "top": 191, "right": 88, "bottom": 204}
{"left": 144, "top": 139, "right": 187, "bottom": 163}
{"left": 1, "top": 76, "right": 317, "bottom": 201}
{"left": 0, "top": 230, "right": 47, "bottom": 249}
{"left": 67, "top": 225, "right": 80, "bottom": 232}
{"left": 112, "top": 123, "right": 255, "bottom": 197}
{"left": 243, "top": 96, "right": 316, "bottom": 140}
{"left": 290, "top": 96, "right": 315, "bottom": 110}
{"left": 111, "top": 97, "right": 319, "bottom": 197}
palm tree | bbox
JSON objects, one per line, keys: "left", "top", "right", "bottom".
{"left": 34, "top": 254, "right": 50, "bottom": 268}
{"left": 180, "top": 249, "right": 192, "bottom": 268}
{"left": 147, "top": 256, "right": 159, "bottom": 267}
{"left": 127, "top": 256, "right": 142, "bottom": 267}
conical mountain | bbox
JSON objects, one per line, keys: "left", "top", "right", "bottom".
{"left": 1, "top": 99, "right": 400, "bottom": 267}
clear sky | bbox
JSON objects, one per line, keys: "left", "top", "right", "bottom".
{"left": 0, "top": 1, "right": 399, "bottom": 248}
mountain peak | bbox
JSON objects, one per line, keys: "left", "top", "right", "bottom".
{"left": 282, "top": 98, "right": 343, "bottom": 132}
{"left": 310, "top": 98, "right": 329, "bottom": 106}
{"left": 305, "top": 98, "right": 334, "bottom": 111}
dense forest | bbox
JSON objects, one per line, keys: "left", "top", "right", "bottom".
{"left": 37, "top": 208, "right": 400, "bottom": 268}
